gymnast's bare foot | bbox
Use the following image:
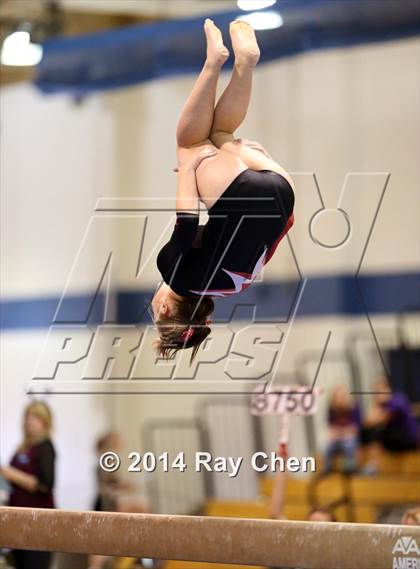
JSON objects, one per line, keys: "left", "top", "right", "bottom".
{"left": 229, "top": 20, "right": 260, "bottom": 68}
{"left": 204, "top": 18, "right": 229, "bottom": 67}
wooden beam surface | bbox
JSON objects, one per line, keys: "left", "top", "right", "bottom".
{"left": 1, "top": 507, "right": 418, "bottom": 568}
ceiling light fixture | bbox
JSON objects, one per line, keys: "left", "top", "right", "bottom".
{"left": 237, "top": 0, "right": 277, "bottom": 11}
{"left": 235, "top": 10, "right": 283, "bottom": 31}
{"left": 1, "top": 29, "right": 43, "bottom": 66}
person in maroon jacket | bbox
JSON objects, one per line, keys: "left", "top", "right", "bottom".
{"left": 1, "top": 400, "right": 56, "bottom": 569}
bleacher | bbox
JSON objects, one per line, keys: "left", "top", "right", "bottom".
{"left": 160, "top": 450, "right": 419, "bottom": 569}
{"left": 150, "top": 319, "right": 419, "bottom": 569}
{"left": 202, "top": 450, "right": 419, "bottom": 523}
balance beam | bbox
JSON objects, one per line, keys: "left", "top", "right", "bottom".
{"left": 1, "top": 507, "right": 418, "bottom": 568}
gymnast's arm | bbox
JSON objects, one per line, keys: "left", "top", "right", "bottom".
{"left": 157, "top": 149, "right": 218, "bottom": 273}
{"left": 171, "top": 164, "right": 202, "bottom": 253}
{"left": 175, "top": 147, "right": 217, "bottom": 213}
{"left": 176, "top": 164, "right": 200, "bottom": 215}
{"left": 157, "top": 166, "right": 201, "bottom": 272}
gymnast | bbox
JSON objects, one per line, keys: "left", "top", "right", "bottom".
{"left": 152, "top": 18, "right": 295, "bottom": 362}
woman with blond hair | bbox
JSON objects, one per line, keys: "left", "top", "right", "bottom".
{"left": 1, "top": 400, "right": 56, "bottom": 569}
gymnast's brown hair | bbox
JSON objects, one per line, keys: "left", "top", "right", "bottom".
{"left": 154, "top": 296, "right": 214, "bottom": 364}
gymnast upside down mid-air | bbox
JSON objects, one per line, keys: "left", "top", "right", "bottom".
{"left": 151, "top": 18, "right": 295, "bottom": 362}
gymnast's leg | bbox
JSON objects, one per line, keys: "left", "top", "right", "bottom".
{"left": 174, "top": 19, "right": 252, "bottom": 209}
{"left": 175, "top": 18, "right": 228, "bottom": 150}
{"left": 210, "top": 20, "right": 260, "bottom": 141}
{"left": 209, "top": 21, "right": 295, "bottom": 189}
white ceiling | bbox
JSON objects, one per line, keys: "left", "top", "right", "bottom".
{"left": 60, "top": 0, "right": 238, "bottom": 18}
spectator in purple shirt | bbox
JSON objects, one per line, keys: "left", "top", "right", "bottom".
{"left": 360, "top": 376, "right": 418, "bottom": 474}
{"left": 0, "top": 400, "right": 56, "bottom": 569}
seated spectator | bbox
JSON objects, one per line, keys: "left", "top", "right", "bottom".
{"left": 360, "top": 376, "right": 418, "bottom": 474}
{"left": 306, "top": 507, "right": 337, "bottom": 522}
{"left": 401, "top": 507, "right": 420, "bottom": 526}
{"left": 324, "top": 385, "right": 360, "bottom": 474}
{"left": 269, "top": 507, "right": 337, "bottom": 569}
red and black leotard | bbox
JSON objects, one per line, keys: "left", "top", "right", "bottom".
{"left": 157, "top": 168, "right": 295, "bottom": 298}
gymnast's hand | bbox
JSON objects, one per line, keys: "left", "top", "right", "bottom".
{"left": 173, "top": 148, "right": 217, "bottom": 173}
{"left": 233, "top": 138, "right": 273, "bottom": 160}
